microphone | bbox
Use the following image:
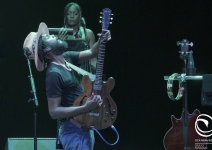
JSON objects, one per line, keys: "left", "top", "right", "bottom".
{"left": 23, "top": 47, "right": 31, "bottom": 57}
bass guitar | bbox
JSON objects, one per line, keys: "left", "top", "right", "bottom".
{"left": 73, "top": 8, "right": 117, "bottom": 130}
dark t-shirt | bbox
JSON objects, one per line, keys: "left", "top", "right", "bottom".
{"left": 45, "top": 51, "right": 83, "bottom": 107}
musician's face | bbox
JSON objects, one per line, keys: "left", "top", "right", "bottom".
{"left": 42, "top": 34, "right": 66, "bottom": 55}
{"left": 42, "top": 34, "right": 60, "bottom": 47}
{"left": 66, "top": 5, "right": 80, "bottom": 27}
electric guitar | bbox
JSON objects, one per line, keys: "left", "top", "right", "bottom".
{"left": 73, "top": 8, "right": 117, "bottom": 130}
{"left": 163, "top": 40, "right": 206, "bottom": 150}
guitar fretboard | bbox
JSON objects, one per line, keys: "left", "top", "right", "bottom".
{"left": 93, "top": 31, "right": 107, "bottom": 91}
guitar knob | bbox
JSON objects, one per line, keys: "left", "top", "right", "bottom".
{"left": 105, "top": 112, "right": 109, "bottom": 116}
{"left": 112, "top": 109, "right": 116, "bottom": 113}
{"left": 103, "top": 119, "right": 107, "bottom": 123}
{"left": 111, "top": 117, "right": 114, "bottom": 120}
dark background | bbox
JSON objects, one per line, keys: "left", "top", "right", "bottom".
{"left": 1, "top": 0, "right": 212, "bottom": 150}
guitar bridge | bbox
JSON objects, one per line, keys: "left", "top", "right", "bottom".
{"left": 89, "top": 112, "right": 99, "bottom": 117}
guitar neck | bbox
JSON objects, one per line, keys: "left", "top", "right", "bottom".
{"left": 93, "top": 8, "right": 112, "bottom": 91}
{"left": 93, "top": 32, "right": 107, "bottom": 91}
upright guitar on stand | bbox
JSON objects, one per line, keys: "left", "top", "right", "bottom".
{"left": 163, "top": 39, "right": 207, "bottom": 150}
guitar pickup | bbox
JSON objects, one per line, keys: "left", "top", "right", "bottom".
{"left": 89, "top": 112, "right": 99, "bottom": 117}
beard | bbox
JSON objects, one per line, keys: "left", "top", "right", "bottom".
{"left": 50, "top": 40, "right": 68, "bottom": 56}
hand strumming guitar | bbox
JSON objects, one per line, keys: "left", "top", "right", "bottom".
{"left": 84, "top": 93, "right": 103, "bottom": 111}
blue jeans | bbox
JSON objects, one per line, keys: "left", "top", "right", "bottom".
{"left": 59, "top": 120, "right": 95, "bottom": 150}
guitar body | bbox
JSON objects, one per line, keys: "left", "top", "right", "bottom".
{"left": 73, "top": 75, "right": 117, "bottom": 130}
{"left": 163, "top": 109, "right": 207, "bottom": 150}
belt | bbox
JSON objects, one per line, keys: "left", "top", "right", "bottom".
{"left": 69, "top": 118, "right": 90, "bottom": 132}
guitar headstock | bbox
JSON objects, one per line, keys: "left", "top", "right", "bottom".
{"left": 99, "top": 8, "right": 113, "bottom": 30}
{"left": 177, "top": 39, "right": 193, "bottom": 52}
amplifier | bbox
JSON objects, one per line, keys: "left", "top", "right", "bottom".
{"left": 5, "top": 138, "right": 56, "bottom": 150}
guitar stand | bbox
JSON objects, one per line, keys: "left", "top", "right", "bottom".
{"left": 182, "top": 58, "right": 189, "bottom": 149}
{"left": 24, "top": 53, "right": 39, "bottom": 150}
{"left": 164, "top": 74, "right": 203, "bottom": 150}
{"left": 180, "top": 49, "right": 198, "bottom": 149}
{"left": 164, "top": 39, "right": 202, "bottom": 149}
{"left": 164, "top": 58, "right": 204, "bottom": 150}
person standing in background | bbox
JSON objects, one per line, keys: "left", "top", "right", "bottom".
{"left": 58, "top": 2, "right": 97, "bottom": 74}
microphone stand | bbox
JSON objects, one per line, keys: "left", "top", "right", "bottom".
{"left": 177, "top": 39, "right": 196, "bottom": 149}
{"left": 24, "top": 49, "right": 39, "bottom": 150}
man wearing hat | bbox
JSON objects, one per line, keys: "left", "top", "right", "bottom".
{"left": 23, "top": 22, "right": 111, "bottom": 150}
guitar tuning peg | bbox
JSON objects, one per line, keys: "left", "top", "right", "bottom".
{"left": 100, "top": 12, "right": 102, "bottom": 14}
{"left": 111, "top": 14, "right": 114, "bottom": 15}
{"left": 177, "top": 41, "right": 184, "bottom": 47}
{"left": 99, "top": 20, "right": 102, "bottom": 23}
{"left": 177, "top": 41, "right": 181, "bottom": 46}
{"left": 110, "top": 22, "right": 112, "bottom": 24}
{"left": 179, "top": 51, "right": 184, "bottom": 55}
{"left": 110, "top": 17, "right": 113, "bottom": 20}
{"left": 100, "top": 16, "right": 102, "bottom": 18}
{"left": 176, "top": 41, "right": 185, "bottom": 46}
{"left": 186, "top": 42, "right": 193, "bottom": 47}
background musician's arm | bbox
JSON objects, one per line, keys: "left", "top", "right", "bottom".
{"left": 78, "top": 38, "right": 100, "bottom": 64}
{"left": 86, "top": 29, "right": 97, "bottom": 68}
{"left": 78, "top": 30, "right": 111, "bottom": 64}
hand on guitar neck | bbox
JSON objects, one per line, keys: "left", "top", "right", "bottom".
{"left": 84, "top": 93, "right": 103, "bottom": 111}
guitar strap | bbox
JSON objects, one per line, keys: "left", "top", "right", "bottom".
{"left": 65, "top": 60, "right": 96, "bottom": 81}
